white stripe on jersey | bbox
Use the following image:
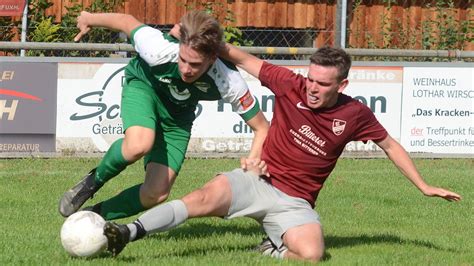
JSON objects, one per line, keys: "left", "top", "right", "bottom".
{"left": 133, "top": 26, "right": 179, "bottom": 66}
{"left": 207, "top": 59, "right": 256, "bottom": 115}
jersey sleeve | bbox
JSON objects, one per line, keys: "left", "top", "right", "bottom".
{"left": 130, "top": 25, "right": 179, "bottom": 66}
{"left": 210, "top": 59, "right": 260, "bottom": 122}
{"left": 258, "top": 61, "right": 305, "bottom": 96}
{"left": 352, "top": 104, "right": 388, "bottom": 143}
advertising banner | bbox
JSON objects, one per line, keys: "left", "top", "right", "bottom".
{"left": 400, "top": 67, "right": 474, "bottom": 154}
{"left": 56, "top": 63, "right": 404, "bottom": 155}
{"left": 344, "top": 66, "right": 403, "bottom": 152}
{"left": 0, "top": 0, "right": 26, "bottom": 16}
{"left": 0, "top": 62, "right": 57, "bottom": 152}
{"left": 54, "top": 61, "right": 474, "bottom": 156}
{"left": 57, "top": 63, "right": 125, "bottom": 152}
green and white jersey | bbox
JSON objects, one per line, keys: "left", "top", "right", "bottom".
{"left": 124, "top": 25, "right": 259, "bottom": 122}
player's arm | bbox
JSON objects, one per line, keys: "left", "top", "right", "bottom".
{"left": 219, "top": 44, "right": 263, "bottom": 79}
{"left": 168, "top": 24, "right": 262, "bottom": 77}
{"left": 74, "top": 11, "right": 143, "bottom": 42}
{"left": 376, "top": 135, "right": 461, "bottom": 201}
{"left": 168, "top": 24, "right": 263, "bottom": 78}
{"left": 244, "top": 110, "right": 269, "bottom": 159}
{"left": 240, "top": 110, "right": 270, "bottom": 176}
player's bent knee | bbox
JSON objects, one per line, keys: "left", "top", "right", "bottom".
{"left": 184, "top": 189, "right": 208, "bottom": 206}
{"left": 140, "top": 185, "right": 170, "bottom": 208}
{"left": 122, "top": 142, "right": 152, "bottom": 161}
{"left": 293, "top": 248, "right": 324, "bottom": 262}
{"left": 287, "top": 239, "right": 324, "bottom": 262}
{"left": 182, "top": 182, "right": 228, "bottom": 217}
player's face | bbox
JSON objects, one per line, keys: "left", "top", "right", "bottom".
{"left": 305, "top": 64, "right": 348, "bottom": 109}
{"left": 178, "top": 44, "right": 215, "bottom": 83}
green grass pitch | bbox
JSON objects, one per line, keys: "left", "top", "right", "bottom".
{"left": 0, "top": 157, "right": 472, "bottom": 265}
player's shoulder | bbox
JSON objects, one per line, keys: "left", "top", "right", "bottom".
{"left": 132, "top": 26, "right": 177, "bottom": 44}
{"left": 132, "top": 25, "right": 158, "bottom": 38}
{"left": 206, "top": 59, "right": 248, "bottom": 92}
{"left": 338, "top": 94, "right": 374, "bottom": 114}
{"left": 212, "top": 58, "right": 238, "bottom": 72}
{"left": 208, "top": 58, "right": 242, "bottom": 80}
{"left": 339, "top": 94, "right": 359, "bottom": 105}
{"left": 218, "top": 57, "right": 238, "bottom": 71}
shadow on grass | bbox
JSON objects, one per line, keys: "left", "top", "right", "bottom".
{"left": 158, "top": 220, "right": 263, "bottom": 239}
{"left": 143, "top": 221, "right": 264, "bottom": 258}
{"left": 68, "top": 252, "right": 136, "bottom": 263}
{"left": 102, "top": 225, "right": 460, "bottom": 261}
{"left": 325, "top": 233, "right": 458, "bottom": 252}
{"left": 81, "top": 221, "right": 263, "bottom": 262}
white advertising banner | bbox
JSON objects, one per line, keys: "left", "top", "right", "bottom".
{"left": 400, "top": 67, "right": 474, "bottom": 154}
{"left": 55, "top": 62, "right": 472, "bottom": 156}
{"left": 57, "top": 63, "right": 126, "bottom": 152}
{"left": 345, "top": 66, "right": 403, "bottom": 152}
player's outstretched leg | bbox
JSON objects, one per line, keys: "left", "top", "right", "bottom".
{"left": 58, "top": 168, "right": 102, "bottom": 217}
{"left": 103, "top": 221, "right": 130, "bottom": 256}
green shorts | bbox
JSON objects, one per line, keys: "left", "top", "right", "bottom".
{"left": 121, "top": 79, "right": 193, "bottom": 173}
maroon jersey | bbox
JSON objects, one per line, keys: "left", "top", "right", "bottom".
{"left": 259, "top": 62, "right": 388, "bottom": 207}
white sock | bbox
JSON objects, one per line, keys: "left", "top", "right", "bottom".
{"left": 136, "top": 200, "right": 189, "bottom": 235}
{"left": 127, "top": 223, "right": 137, "bottom": 240}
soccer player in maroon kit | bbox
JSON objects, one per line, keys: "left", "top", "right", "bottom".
{"left": 102, "top": 45, "right": 461, "bottom": 262}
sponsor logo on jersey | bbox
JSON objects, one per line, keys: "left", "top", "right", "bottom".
{"left": 239, "top": 90, "right": 254, "bottom": 110}
{"left": 169, "top": 85, "right": 191, "bottom": 101}
{"left": 298, "top": 125, "right": 327, "bottom": 147}
{"left": 296, "top": 101, "right": 311, "bottom": 110}
{"left": 332, "top": 119, "right": 346, "bottom": 135}
{"left": 194, "top": 81, "right": 210, "bottom": 93}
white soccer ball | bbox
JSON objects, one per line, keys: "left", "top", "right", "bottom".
{"left": 60, "top": 211, "right": 108, "bottom": 257}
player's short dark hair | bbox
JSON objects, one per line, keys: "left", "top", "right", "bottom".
{"left": 179, "top": 10, "right": 224, "bottom": 58}
{"left": 310, "top": 46, "right": 352, "bottom": 82}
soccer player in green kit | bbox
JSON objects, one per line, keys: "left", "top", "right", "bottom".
{"left": 59, "top": 10, "right": 269, "bottom": 220}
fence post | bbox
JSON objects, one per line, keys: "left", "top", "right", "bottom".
{"left": 341, "top": 0, "right": 347, "bottom": 48}
{"left": 20, "top": 0, "right": 28, "bottom": 57}
{"left": 335, "top": 0, "right": 348, "bottom": 48}
{"left": 335, "top": 0, "right": 341, "bottom": 48}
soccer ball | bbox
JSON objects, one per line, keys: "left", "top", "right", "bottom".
{"left": 60, "top": 211, "right": 108, "bottom": 257}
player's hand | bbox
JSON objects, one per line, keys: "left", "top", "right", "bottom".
{"left": 422, "top": 185, "right": 462, "bottom": 202}
{"left": 169, "top": 23, "right": 181, "bottom": 40}
{"left": 74, "top": 11, "right": 92, "bottom": 42}
{"left": 240, "top": 157, "right": 269, "bottom": 177}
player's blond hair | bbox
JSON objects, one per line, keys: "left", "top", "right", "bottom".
{"left": 179, "top": 10, "right": 224, "bottom": 58}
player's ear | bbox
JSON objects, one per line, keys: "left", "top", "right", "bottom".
{"left": 337, "top": 78, "right": 348, "bottom": 93}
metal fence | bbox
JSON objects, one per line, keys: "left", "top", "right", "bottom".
{"left": 2, "top": 40, "right": 473, "bottom": 62}
{"left": 0, "top": 0, "right": 472, "bottom": 61}
{"left": 0, "top": 26, "right": 474, "bottom": 62}
{"left": 1, "top": 26, "right": 473, "bottom": 61}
